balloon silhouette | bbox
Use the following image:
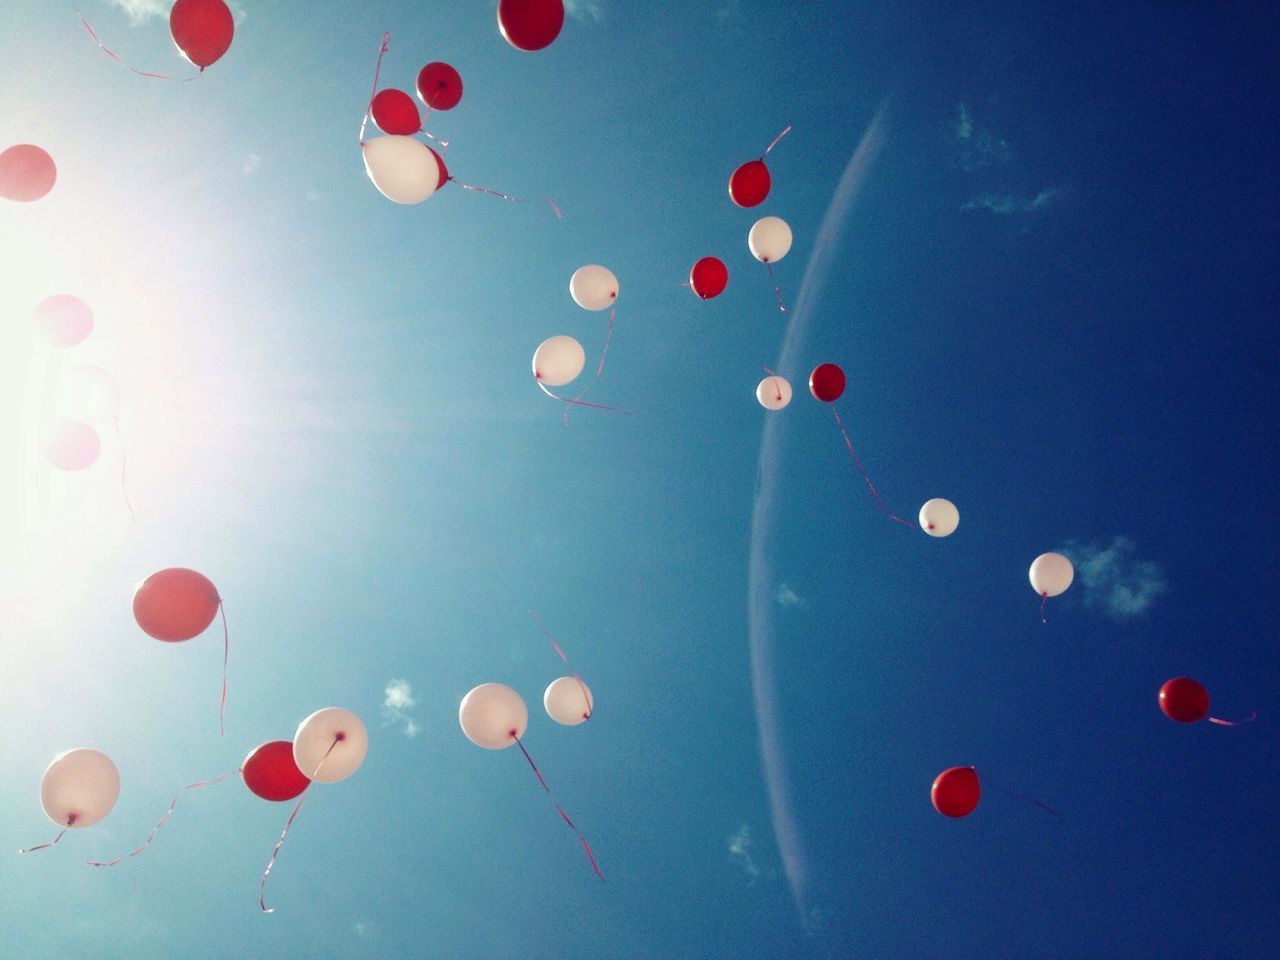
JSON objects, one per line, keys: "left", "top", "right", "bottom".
{"left": 728, "top": 126, "right": 790, "bottom": 207}
{"left": 529, "top": 611, "right": 594, "bottom": 724}
{"left": 1029, "top": 552, "right": 1074, "bottom": 622}
{"left": 242, "top": 741, "right": 310, "bottom": 802}
{"left": 21, "top": 749, "right": 119, "bottom": 853}
{"left": 756, "top": 375, "right": 792, "bottom": 411}
{"left": 932, "top": 766, "right": 980, "bottom": 818}
{"left": 417, "top": 61, "right": 463, "bottom": 110}
{"left": 370, "top": 88, "right": 422, "bottom": 135}
{"left": 363, "top": 135, "right": 441, "bottom": 204}
{"left": 169, "top": 0, "right": 235, "bottom": 69}
{"left": 532, "top": 335, "right": 586, "bottom": 387}
{"left": 32, "top": 294, "right": 93, "bottom": 347}
{"left": 1158, "top": 677, "right": 1256, "bottom": 726}
{"left": 689, "top": 256, "right": 728, "bottom": 299}
{"left": 748, "top": 216, "right": 792, "bottom": 311}
{"left": 0, "top": 144, "right": 56, "bottom": 202}
{"left": 918, "top": 498, "right": 959, "bottom": 537}
{"left": 497, "top": 0, "right": 565, "bottom": 51}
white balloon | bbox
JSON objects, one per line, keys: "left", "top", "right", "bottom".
{"left": 362, "top": 135, "right": 440, "bottom": 205}
{"left": 40, "top": 748, "right": 120, "bottom": 829}
{"left": 64, "top": 365, "right": 121, "bottom": 423}
{"left": 918, "top": 498, "right": 960, "bottom": 537}
{"left": 569, "top": 265, "right": 618, "bottom": 311}
{"left": 532, "top": 335, "right": 586, "bottom": 386}
{"left": 1029, "top": 552, "right": 1074, "bottom": 597}
{"left": 543, "top": 676, "right": 593, "bottom": 726}
{"left": 756, "top": 375, "right": 792, "bottom": 410}
{"left": 293, "top": 707, "right": 368, "bottom": 783}
{"left": 748, "top": 216, "right": 793, "bottom": 263}
{"left": 459, "top": 683, "right": 528, "bottom": 749}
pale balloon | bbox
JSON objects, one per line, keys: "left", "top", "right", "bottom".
{"left": 919, "top": 498, "right": 960, "bottom": 537}
{"left": 532, "top": 335, "right": 586, "bottom": 386}
{"left": 459, "top": 682, "right": 528, "bottom": 749}
{"left": 42, "top": 417, "right": 100, "bottom": 471}
{"left": 544, "top": 676, "right": 593, "bottom": 725}
{"left": 362, "top": 135, "right": 440, "bottom": 205}
{"left": 1029, "top": 552, "right": 1074, "bottom": 597}
{"left": 748, "top": 216, "right": 793, "bottom": 263}
{"left": 293, "top": 707, "right": 368, "bottom": 783}
{"left": 569, "top": 264, "right": 618, "bottom": 311}
{"left": 756, "top": 375, "right": 792, "bottom": 410}
{"left": 40, "top": 748, "right": 120, "bottom": 828}
{"left": 65, "top": 365, "right": 121, "bottom": 423}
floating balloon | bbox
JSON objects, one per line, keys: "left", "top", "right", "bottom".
{"left": 0, "top": 144, "right": 56, "bottom": 202}
{"left": 40, "top": 749, "right": 120, "bottom": 829}
{"left": 729, "top": 160, "right": 770, "bottom": 208}
{"left": 427, "top": 146, "right": 449, "bottom": 190}
{"left": 748, "top": 216, "right": 793, "bottom": 263}
{"left": 1158, "top": 677, "right": 1256, "bottom": 726}
{"left": 42, "top": 417, "right": 100, "bottom": 471}
{"left": 689, "top": 256, "right": 728, "bottom": 299}
{"left": 242, "top": 741, "right": 310, "bottom": 802}
{"left": 417, "top": 61, "right": 463, "bottom": 110}
{"left": 459, "top": 683, "right": 528, "bottom": 749}
{"left": 32, "top": 294, "right": 93, "bottom": 347}
{"left": 918, "top": 498, "right": 959, "bottom": 537}
{"left": 1029, "top": 552, "right": 1074, "bottom": 623}
{"left": 362, "top": 135, "right": 441, "bottom": 205}
{"left": 293, "top": 708, "right": 368, "bottom": 783}
{"left": 370, "top": 88, "right": 421, "bottom": 135}
{"left": 169, "top": 0, "right": 235, "bottom": 69}
{"left": 545, "top": 677, "right": 594, "bottom": 725}
{"left": 64, "top": 365, "right": 122, "bottom": 423}
{"left": 497, "top": 0, "right": 565, "bottom": 51}
{"left": 133, "top": 567, "right": 220, "bottom": 642}
{"left": 532, "top": 335, "right": 586, "bottom": 387}
{"left": 931, "top": 766, "right": 979, "bottom": 818}
{"left": 809, "top": 362, "right": 846, "bottom": 402}
{"left": 756, "top": 375, "right": 792, "bottom": 411}
{"left": 569, "top": 264, "right": 618, "bottom": 311}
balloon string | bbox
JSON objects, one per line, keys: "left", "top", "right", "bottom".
{"left": 112, "top": 418, "right": 136, "bottom": 527}
{"left": 84, "top": 773, "right": 228, "bottom": 867}
{"left": 761, "top": 365, "right": 783, "bottom": 401}
{"left": 419, "top": 129, "right": 450, "bottom": 150}
{"left": 218, "top": 601, "right": 230, "bottom": 737}
{"left": 535, "top": 380, "right": 632, "bottom": 417}
{"left": 259, "top": 795, "right": 306, "bottom": 913}
{"left": 359, "top": 31, "right": 392, "bottom": 145}
{"left": 513, "top": 735, "right": 604, "bottom": 881}
{"left": 19, "top": 828, "right": 67, "bottom": 854}
{"left": 1208, "top": 710, "right": 1257, "bottom": 726}
{"left": 977, "top": 772, "right": 1060, "bottom": 817}
{"left": 829, "top": 406, "right": 913, "bottom": 528}
{"left": 1038, "top": 593, "right": 1049, "bottom": 625}
{"left": 760, "top": 124, "right": 792, "bottom": 158}
{"left": 764, "top": 263, "right": 788, "bottom": 313}
{"left": 528, "top": 610, "right": 592, "bottom": 720}
{"left": 451, "top": 180, "right": 562, "bottom": 219}
{"left": 72, "top": 4, "right": 199, "bottom": 82}
{"left": 560, "top": 301, "right": 618, "bottom": 422}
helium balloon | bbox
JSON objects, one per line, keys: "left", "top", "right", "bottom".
{"left": 808, "top": 363, "right": 846, "bottom": 403}
{"left": 42, "top": 417, "right": 100, "bottom": 471}
{"left": 132, "top": 567, "right": 221, "bottom": 642}
{"left": 169, "top": 0, "right": 235, "bottom": 69}
{"left": 689, "top": 256, "right": 728, "bottom": 299}
{"left": 569, "top": 264, "right": 618, "bottom": 311}
{"left": 1158, "top": 677, "right": 1210, "bottom": 723}
{"left": 417, "top": 61, "right": 463, "bottom": 110}
{"left": 460, "top": 682, "right": 528, "bottom": 749}
{"left": 497, "top": 0, "right": 565, "bottom": 51}
{"left": 532, "top": 335, "right": 586, "bottom": 386}
{"left": 931, "top": 766, "right": 979, "bottom": 818}
{"left": 0, "top": 144, "right": 56, "bottom": 202}
{"left": 241, "top": 741, "right": 310, "bottom": 802}
{"left": 293, "top": 708, "right": 368, "bottom": 783}
{"left": 370, "top": 88, "right": 421, "bottom": 136}
{"left": 728, "top": 159, "right": 770, "bottom": 207}
{"left": 1029, "top": 552, "right": 1074, "bottom": 598}
{"left": 427, "top": 146, "right": 449, "bottom": 190}
{"left": 748, "top": 216, "right": 793, "bottom": 263}
{"left": 756, "top": 375, "right": 792, "bottom": 411}
{"left": 544, "top": 677, "right": 593, "bottom": 725}
{"left": 362, "top": 135, "right": 440, "bottom": 205}
{"left": 40, "top": 749, "right": 120, "bottom": 828}
{"left": 65, "top": 365, "right": 121, "bottom": 423}
{"left": 919, "top": 498, "right": 959, "bottom": 537}
{"left": 32, "top": 294, "right": 93, "bottom": 347}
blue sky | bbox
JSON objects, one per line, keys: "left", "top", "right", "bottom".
{"left": 1, "top": 2, "right": 1277, "bottom": 958}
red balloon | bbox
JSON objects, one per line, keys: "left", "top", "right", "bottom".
{"left": 689, "top": 257, "right": 728, "bottom": 299}
{"left": 32, "top": 294, "right": 93, "bottom": 347}
{"left": 809, "top": 363, "right": 846, "bottom": 402}
{"left": 0, "top": 144, "right": 57, "bottom": 202}
{"left": 371, "top": 88, "right": 421, "bottom": 136}
{"left": 428, "top": 146, "right": 449, "bottom": 190}
{"left": 728, "top": 159, "right": 770, "bottom": 207}
{"left": 932, "top": 766, "right": 980, "bottom": 818}
{"left": 1159, "top": 677, "right": 1210, "bottom": 723}
{"left": 42, "top": 417, "right": 100, "bottom": 471}
{"left": 169, "top": 0, "right": 234, "bottom": 69}
{"left": 416, "top": 61, "right": 463, "bottom": 111}
{"left": 242, "top": 740, "right": 311, "bottom": 802}
{"left": 133, "top": 568, "right": 221, "bottom": 643}
{"left": 497, "top": 0, "right": 564, "bottom": 51}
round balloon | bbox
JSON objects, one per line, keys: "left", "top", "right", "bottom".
{"left": 362, "top": 135, "right": 440, "bottom": 205}
{"left": 808, "top": 363, "right": 846, "bottom": 403}
{"left": 544, "top": 677, "right": 593, "bottom": 725}
{"left": 748, "top": 216, "right": 793, "bottom": 263}
{"left": 32, "top": 294, "right": 93, "bottom": 347}
{"left": 460, "top": 682, "right": 528, "bottom": 749}
{"left": 241, "top": 740, "right": 310, "bottom": 802}
{"left": 1159, "top": 677, "right": 1210, "bottom": 723}
{"left": 293, "top": 708, "right": 368, "bottom": 783}
{"left": 42, "top": 417, "right": 100, "bottom": 471}
{"left": 0, "top": 144, "right": 57, "bottom": 202}
{"left": 497, "top": 0, "right": 565, "bottom": 51}
{"left": 918, "top": 498, "right": 959, "bottom": 538}
{"left": 169, "top": 0, "right": 234, "bottom": 69}
{"left": 65, "top": 365, "right": 122, "bottom": 423}
{"left": 132, "top": 567, "right": 221, "bottom": 642}
{"left": 931, "top": 766, "right": 979, "bottom": 818}
{"left": 1029, "top": 552, "right": 1074, "bottom": 597}
{"left": 532, "top": 335, "right": 586, "bottom": 386}
{"left": 416, "top": 61, "right": 463, "bottom": 110}
{"left": 728, "top": 159, "right": 770, "bottom": 207}
{"left": 370, "top": 88, "right": 421, "bottom": 136}
{"left": 689, "top": 257, "right": 728, "bottom": 299}
{"left": 756, "top": 375, "right": 792, "bottom": 411}
{"left": 40, "top": 749, "right": 120, "bottom": 829}
{"left": 569, "top": 264, "right": 618, "bottom": 311}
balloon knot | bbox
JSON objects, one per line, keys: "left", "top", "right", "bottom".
{"left": 67, "top": 813, "right": 78, "bottom": 826}
{"left": 335, "top": 731, "right": 346, "bottom": 742}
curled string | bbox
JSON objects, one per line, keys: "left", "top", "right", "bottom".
{"left": 529, "top": 611, "right": 592, "bottom": 720}
{"left": 359, "top": 32, "right": 392, "bottom": 145}
{"left": 513, "top": 735, "right": 604, "bottom": 881}
{"left": 535, "top": 380, "right": 632, "bottom": 418}
{"left": 452, "top": 180, "right": 562, "bottom": 219}
{"left": 73, "top": 4, "right": 200, "bottom": 81}
{"left": 19, "top": 828, "right": 67, "bottom": 854}
{"left": 1038, "top": 593, "right": 1049, "bottom": 625}
{"left": 85, "top": 773, "right": 228, "bottom": 867}
{"left": 760, "top": 124, "right": 792, "bottom": 158}
{"left": 218, "top": 601, "right": 229, "bottom": 737}
{"left": 764, "top": 262, "right": 788, "bottom": 313}
{"left": 977, "top": 771, "right": 1060, "bottom": 817}
{"left": 560, "top": 300, "right": 618, "bottom": 422}
{"left": 1209, "top": 710, "right": 1258, "bottom": 726}
{"left": 259, "top": 736, "right": 340, "bottom": 913}
{"left": 111, "top": 418, "right": 136, "bottom": 526}
{"left": 829, "top": 406, "right": 914, "bottom": 528}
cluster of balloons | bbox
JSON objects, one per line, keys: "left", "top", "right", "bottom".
{"left": 531, "top": 264, "right": 621, "bottom": 414}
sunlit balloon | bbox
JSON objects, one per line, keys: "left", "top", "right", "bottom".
{"left": 0, "top": 144, "right": 56, "bottom": 202}
{"left": 808, "top": 363, "right": 846, "bottom": 402}
{"left": 497, "top": 0, "right": 565, "bottom": 51}
{"left": 459, "top": 682, "right": 528, "bottom": 749}
{"left": 729, "top": 159, "right": 770, "bottom": 207}
{"left": 1029, "top": 552, "right": 1074, "bottom": 598}
{"left": 133, "top": 568, "right": 221, "bottom": 642}
{"left": 241, "top": 741, "right": 310, "bottom": 802}
{"left": 544, "top": 676, "right": 593, "bottom": 725}
{"left": 417, "top": 61, "right": 463, "bottom": 110}
{"left": 756, "top": 375, "right": 792, "bottom": 411}
{"left": 569, "top": 264, "right": 618, "bottom": 311}
{"left": 1158, "top": 677, "right": 1209, "bottom": 723}
{"left": 748, "top": 216, "right": 792, "bottom": 263}
{"left": 931, "top": 766, "right": 979, "bottom": 818}
{"left": 40, "top": 749, "right": 120, "bottom": 829}
{"left": 64, "top": 365, "right": 121, "bottom": 423}
{"left": 362, "top": 135, "right": 441, "bottom": 205}
{"left": 532, "top": 335, "right": 586, "bottom": 386}
{"left": 293, "top": 708, "right": 368, "bottom": 783}
{"left": 42, "top": 417, "right": 100, "bottom": 471}
{"left": 32, "top": 294, "right": 93, "bottom": 347}
{"left": 371, "top": 88, "right": 421, "bottom": 135}
{"left": 689, "top": 256, "right": 728, "bottom": 299}
{"left": 169, "top": 0, "right": 235, "bottom": 69}
{"left": 918, "top": 498, "right": 959, "bottom": 537}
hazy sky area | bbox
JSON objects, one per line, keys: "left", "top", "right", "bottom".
{"left": 1, "top": 2, "right": 1277, "bottom": 958}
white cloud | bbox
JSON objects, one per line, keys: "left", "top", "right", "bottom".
{"left": 241, "top": 153, "right": 262, "bottom": 176}
{"left": 728, "top": 824, "right": 759, "bottom": 880}
{"left": 961, "top": 188, "right": 1056, "bottom": 215}
{"left": 564, "top": 0, "right": 604, "bottom": 21}
{"left": 383, "top": 679, "right": 418, "bottom": 735}
{"left": 1059, "top": 537, "right": 1167, "bottom": 619}
{"left": 776, "top": 582, "right": 806, "bottom": 609}
{"left": 110, "top": 0, "right": 168, "bottom": 23}
{"left": 953, "top": 102, "right": 1011, "bottom": 170}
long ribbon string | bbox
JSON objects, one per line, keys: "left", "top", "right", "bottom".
{"left": 73, "top": 4, "right": 200, "bottom": 81}
{"left": 830, "top": 406, "right": 913, "bottom": 528}
{"left": 19, "top": 828, "right": 67, "bottom": 854}
{"left": 513, "top": 736, "right": 604, "bottom": 881}
{"left": 977, "top": 771, "right": 1060, "bottom": 817}
{"left": 259, "top": 736, "right": 341, "bottom": 913}
{"left": 1038, "top": 593, "right": 1049, "bottom": 625}
{"left": 528, "top": 611, "right": 592, "bottom": 720}
{"left": 452, "top": 180, "right": 562, "bottom": 218}
{"left": 359, "top": 32, "right": 391, "bottom": 145}
{"left": 1208, "top": 710, "right": 1258, "bottom": 726}
{"left": 760, "top": 124, "right": 792, "bottom": 158}
{"left": 535, "top": 380, "right": 631, "bottom": 416}
{"left": 85, "top": 773, "right": 228, "bottom": 867}
{"left": 764, "top": 263, "right": 788, "bottom": 313}
{"left": 218, "top": 602, "right": 230, "bottom": 737}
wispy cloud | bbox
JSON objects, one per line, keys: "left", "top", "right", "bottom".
{"left": 564, "top": 0, "right": 604, "bottom": 21}
{"left": 383, "top": 679, "right": 419, "bottom": 736}
{"left": 1059, "top": 537, "right": 1167, "bottom": 619}
{"left": 110, "top": 0, "right": 168, "bottom": 23}
{"left": 962, "top": 188, "right": 1056, "bottom": 215}
{"left": 953, "top": 103, "right": 1010, "bottom": 171}
{"left": 728, "top": 824, "right": 760, "bottom": 880}
{"left": 776, "top": 582, "right": 806, "bottom": 609}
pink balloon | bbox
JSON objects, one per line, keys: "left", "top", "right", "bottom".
{"left": 0, "top": 144, "right": 56, "bottom": 202}
{"left": 43, "top": 418, "right": 101, "bottom": 471}
{"left": 33, "top": 295, "right": 94, "bottom": 348}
